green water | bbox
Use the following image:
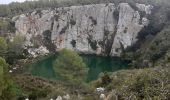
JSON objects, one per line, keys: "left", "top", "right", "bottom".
{"left": 25, "top": 54, "right": 130, "bottom": 81}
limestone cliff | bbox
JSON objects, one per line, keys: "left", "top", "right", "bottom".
{"left": 12, "top": 3, "right": 153, "bottom": 56}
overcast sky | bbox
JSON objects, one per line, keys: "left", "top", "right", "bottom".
{"left": 0, "top": 0, "right": 27, "bottom": 4}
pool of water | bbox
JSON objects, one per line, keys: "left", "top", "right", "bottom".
{"left": 25, "top": 54, "right": 130, "bottom": 81}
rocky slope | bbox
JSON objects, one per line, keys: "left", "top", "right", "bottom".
{"left": 12, "top": 3, "right": 153, "bottom": 56}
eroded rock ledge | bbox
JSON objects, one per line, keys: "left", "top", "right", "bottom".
{"left": 13, "top": 3, "right": 153, "bottom": 57}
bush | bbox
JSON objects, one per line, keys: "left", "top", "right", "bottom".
{"left": 101, "top": 72, "right": 112, "bottom": 86}
{"left": 93, "top": 67, "right": 170, "bottom": 99}
{"left": 0, "top": 37, "right": 7, "bottom": 56}
{"left": 0, "top": 19, "right": 16, "bottom": 33}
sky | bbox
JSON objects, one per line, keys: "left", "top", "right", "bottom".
{"left": 0, "top": 0, "right": 27, "bottom": 4}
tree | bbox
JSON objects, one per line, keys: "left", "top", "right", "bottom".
{"left": 0, "top": 37, "right": 8, "bottom": 56}
{"left": 0, "top": 19, "right": 8, "bottom": 33}
{"left": 0, "top": 57, "right": 5, "bottom": 96}
{"left": 8, "top": 34, "right": 25, "bottom": 55}
{"left": 7, "top": 34, "right": 25, "bottom": 64}
{"left": 0, "top": 57, "right": 16, "bottom": 100}
{"left": 0, "top": 18, "right": 15, "bottom": 33}
{"left": 54, "top": 49, "right": 88, "bottom": 84}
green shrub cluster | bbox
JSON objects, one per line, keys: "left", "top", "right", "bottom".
{"left": 0, "top": 18, "right": 15, "bottom": 33}
{"left": 0, "top": 34, "right": 26, "bottom": 65}
{"left": 93, "top": 67, "right": 170, "bottom": 99}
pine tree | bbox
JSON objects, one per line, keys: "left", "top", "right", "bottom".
{"left": 54, "top": 49, "right": 88, "bottom": 84}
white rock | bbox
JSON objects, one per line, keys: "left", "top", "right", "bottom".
{"left": 25, "top": 98, "right": 29, "bottom": 100}
{"left": 96, "top": 87, "right": 105, "bottom": 93}
{"left": 9, "top": 70, "right": 13, "bottom": 73}
{"left": 13, "top": 67, "right": 17, "bottom": 70}
{"left": 27, "top": 46, "right": 49, "bottom": 58}
{"left": 142, "top": 17, "right": 149, "bottom": 25}
{"left": 12, "top": 15, "right": 19, "bottom": 22}
{"left": 100, "top": 94, "right": 106, "bottom": 99}
{"left": 63, "top": 94, "right": 70, "bottom": 100}
{"left": 136, "top": 3, "right": 153, "bottom": 14}
{"left": 56, "top": 96, "right": 62, "bottom": 100}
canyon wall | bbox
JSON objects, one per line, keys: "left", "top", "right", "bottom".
{"left": 12, "top": 3, "right": 153, "bottom": 56}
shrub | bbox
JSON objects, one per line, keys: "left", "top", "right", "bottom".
{"left": 101, "top": 72, "right": 112, "bottom": 86}
{"left": 0, "top": 37, "right": 7, "bottom": 56}
{"left": 93, "top": 67, "right": 170, "bottom": 99}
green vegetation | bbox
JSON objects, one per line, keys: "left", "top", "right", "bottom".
{"left": 14, "top": 74, "right": 97, "bottom": 100}
{"left": 0, "top": 57, "right": 5, "bottom": 96}
{"left": 125, "top": 25, "right": 170, "bottom": 68}
{"left": 0, "top": 57, "right": 18, "bottom": 100}
{"left": 14, "top": 75, "right": 52, "bottom": 100}
{"left": 54, "top": 49, "right": 88, "bottom": 84}
{"left": 7, "top": 34, "right": 26, "bottom": 64}
{"left": 0, "top": 18, "right": 15, "bottom": 33}
{"left": 93, "top": 67, "right": 170, "bottom": 99}
{"left": 8, "top": 34, "right": 25, "bottom": 52}
{"left": 0, "top": 37, "right": 8, "bottom": 56}
{"left": 0, "top": 0, "right": 170, "bottom": 18}
{"left": 147, "top": 26, "right": 170, "bottom": 64}
{"left": 0, "top": 34, "right": 26, "bottom": 64}
{"left": 0, "top": 34, "right": 25, "bottom": 57}
{"left": 0, "top": 19, "right": 8, "bottom": 33}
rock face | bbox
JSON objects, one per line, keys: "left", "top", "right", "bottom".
{"left": 110, "top": 3, "right": 150, "bottom": 56}
{"left": 13, "top": 3, "right": 153, "bottom": 56}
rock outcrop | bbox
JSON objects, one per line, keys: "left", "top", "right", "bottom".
{"left": 110, "top": 3, "right": 151, "bottom": 56}
{"left": 13, "top": 3, "right": 153, "bottom": 56}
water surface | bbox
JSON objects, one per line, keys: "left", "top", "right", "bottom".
{"left": 25, "top": 54, "right": 130, "bottom": 81}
